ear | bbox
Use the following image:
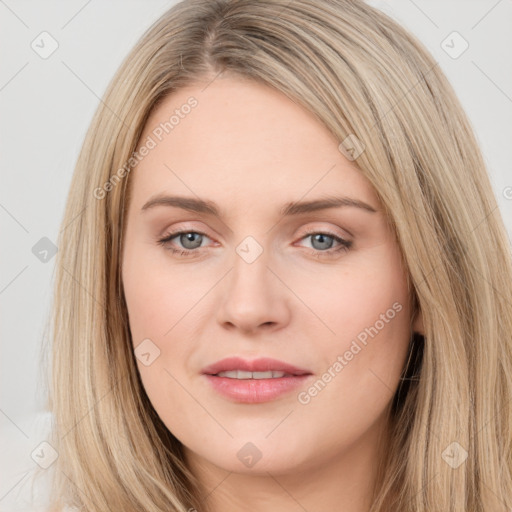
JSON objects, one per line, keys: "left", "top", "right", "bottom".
{"left": 412, "top": 309, "right": 424, "bottom": 336}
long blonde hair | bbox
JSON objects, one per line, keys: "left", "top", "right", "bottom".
{"left": 42, "top": 0, "right": 512, "bottom": 510}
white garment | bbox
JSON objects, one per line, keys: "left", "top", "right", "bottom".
{"left": 0, "top": 411, "right": 59, "bottom": 512}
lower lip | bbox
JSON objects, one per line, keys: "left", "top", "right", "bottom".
{"left": 204, "top": 374, "right": 312, "bottom": 403}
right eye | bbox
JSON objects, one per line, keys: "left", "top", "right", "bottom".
{"left": 157, "top": 230, "right": 213, "bottom": 257}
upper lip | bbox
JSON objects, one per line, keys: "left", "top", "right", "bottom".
{"left": 202, "top": 357, "right": 312, "bottom": 376}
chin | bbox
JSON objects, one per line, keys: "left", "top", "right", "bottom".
{"left": 183, "top": 433, "right": 316, "bottom": 476}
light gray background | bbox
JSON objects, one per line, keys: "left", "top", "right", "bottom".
{"left": 1, "top": 0, "right": 511, "bottom": 508}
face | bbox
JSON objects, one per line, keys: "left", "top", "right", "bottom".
{"left": 121, "top": 75, "right": 421, "bottom": 480}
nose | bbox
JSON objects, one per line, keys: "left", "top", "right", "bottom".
{"left": 216, "top": 246, "right": 291, "bottom": 334}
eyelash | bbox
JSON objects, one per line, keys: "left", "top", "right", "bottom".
{"left": 156, "top": 229, "right": 352, "bottom": 259}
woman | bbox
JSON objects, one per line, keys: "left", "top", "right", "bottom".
{"left": 42, "top": 0, "right": 512, "bottom": 510}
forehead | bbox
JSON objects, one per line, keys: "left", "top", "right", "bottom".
{"left": 131, "top": 77, "right": 379, "bottom": 211}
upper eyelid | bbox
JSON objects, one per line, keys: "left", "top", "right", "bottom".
{"left": 159, "top": 219, "right": 352, "bottom": 239}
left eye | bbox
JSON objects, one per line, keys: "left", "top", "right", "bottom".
{"left": 298, "top": 231, "right": 351, "bottom": 252}
{"left": 157, "top": 230, "right": 352, "bottom": 257}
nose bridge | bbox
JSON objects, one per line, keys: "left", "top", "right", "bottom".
{"left": 230, "top": 236, "right": 275, "bottom": 306}
{"left": 232, "top": 236, "right": 270, "bottom": 290}
{"left": 217, "top": 235, "right": 289, "bottom": 331}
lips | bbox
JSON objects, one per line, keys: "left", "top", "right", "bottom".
{"left": 201, "top": 357, "right": 311, "bottom": 377}
{"left": 201, "top": 357, "right": 313, "bottom": 403}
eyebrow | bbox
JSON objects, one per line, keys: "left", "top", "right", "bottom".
{"left": 140, "top": 194, "right": 378, "bottom": 216}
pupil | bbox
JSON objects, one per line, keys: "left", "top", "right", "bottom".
{"left": 312, "top": 234, "right": 333, "bottom": 250}
{"left": 182, "top": 233, "right": 202, "bottom": 249}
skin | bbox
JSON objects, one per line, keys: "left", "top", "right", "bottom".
{"left": 121, "top": 74, "right": 423, "bottom": 512}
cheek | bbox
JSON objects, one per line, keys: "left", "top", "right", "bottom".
{"left": 292, "top": 244, "right": 412, "bottom": 411}
{"left": 291, "top": 246, "right": 410, "bottom": 350}
{"left": 122, "top": 245, "right": 206, "bottom": 395}
{"left": 122, "top": 251, "right": 197, "bottom": 431}
{"left": 122, "top": 242, "right": 195, "bottom": 342}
